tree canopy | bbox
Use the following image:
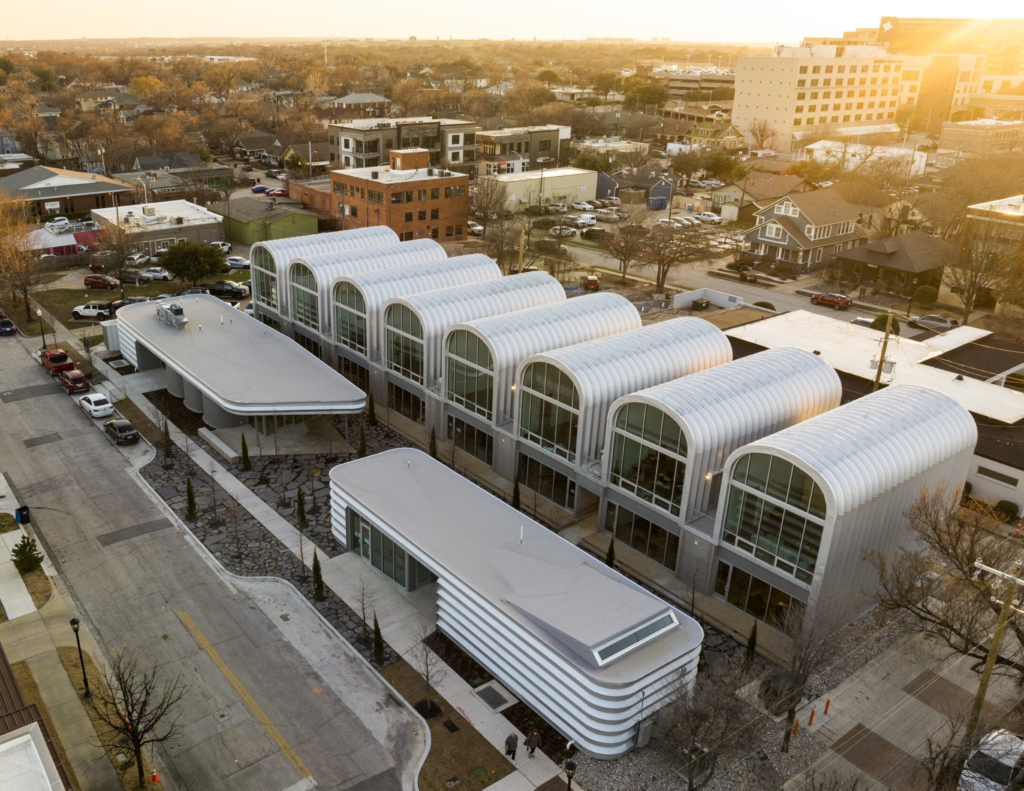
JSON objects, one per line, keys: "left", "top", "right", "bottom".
{"left": 160, "top": 240, "right": 224, "bottom": 286}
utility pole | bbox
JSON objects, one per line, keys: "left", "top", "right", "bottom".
{"left": 968, "top": 560, "right": 1022, "bottom": 740}
{"left": 872, "top": 311, "right": 894, "bottom": 392}
{"left": 518, "top": 230, "right": 524, "bottom": 274}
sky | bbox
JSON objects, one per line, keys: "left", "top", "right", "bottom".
{"left": 4, "top": 0, "right": 1023, "bottom": 43}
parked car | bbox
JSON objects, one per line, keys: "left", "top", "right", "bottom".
{"left": 549, "top": 226, "right": 577, "bottom": 237}
{"left": 576, "top": 213, "right": 597, "bottom": 226}
{"left": 850, "top": 316, "right": 876, "bottom": 328}
{"left": 605, "top": 196, "right": 621, "bottom": 206}
{"left": 678, "top": 216, "right": 701, "bottom": 227}
{"left": 123, "top": 296, "right": 150, "bottom": 305}
{"left": 959, "top": 729, "right": 1024, "bottom": 791}
{"left": 84, "top": 274, "right": 119, "bottom": 290}
{"left": 695, "top": 212, "right": 722, "bottom": 223}
{"left": 595, "top": 208, "right": 621, "bottom": 222}
{"left": 121, "top": 269, "right": 152, "bottom": 286}
{"left": 0, "top": 318, "right": 16, "bottom": 336}
{"left": 581, "top": 227, "right": 610, "bottom": 242}
{"left": 210, "top": 281, "right": 249, "bottom": 299}
{"left": 251, "top": 185, "right": 269, "bottom": 194}
{"left": 78, "top": 394, "right": 114, "bottom": 418}
{"left": 244, "top": 302, "right": 255, "bottom": 316}
{"left": 125, "top": 252, "right": 151, "bottom": 267}
{"left": 182, "top": 287, "right": 211, "bottom": 295}
{"left": 547, "top": 202, "right": 567, "bottom": 214}
{"left": 910, "top": 314, "right": 960, "bottom": 332}
{"left": 268, "top": 188, "right": 288, "bottom": 197}
{"left": 534, "top": 239, "right": 568, "bottom": 256}
{"left": 656, "top": 218, "right": 685, "bottom": 230}
{"left": 58, "top": 369, "right": 90, "bottom": 394}
{"left": 467, "top": 221, "right": 484, "bottom": 236}
{"left": 45, "top": 216, "right": 70, "bottom": 229}
{"left": 104, "top": 419, "right": 140, "bottom": 445}
{"left": 242, "top": 164, "right": 254, "bottom": 172}
{"left": 225, "top": 256, "right": 250, "bottom": 270}
{"left": 40, "top": 349, "right": 75, "bottom": 376}
{"left": 210, "top": 241, "right": 232, "bottom": 254}
{"left": 584, "top": 275, "right": 601, "bottom": 291}
{"left": 142, "top": 267, "right": 174, "bottom": 281}
{"left": 571, "top": 201, "right": 594, "bottom": 211}
{"left": 71, "top": 302, "right": 112, "bottom": 320}
{"left": 810, "top": 293, "right": 853, "bottom": 310}
{"left": 265, "top": 169, "right": 282, "bottom": 179}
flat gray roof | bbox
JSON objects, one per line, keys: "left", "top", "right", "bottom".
{"left": 118, "top": 295, "right": 364, "bottom": 414}
{"left": 331, "top": 449, "right": 702, "bottom": 682}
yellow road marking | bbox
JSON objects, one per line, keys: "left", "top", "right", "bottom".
{"left": 179, "top": 611, "right": 313, "bottom": 780}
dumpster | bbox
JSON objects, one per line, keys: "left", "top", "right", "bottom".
{"left": 691, "top": 298, "right": 710, "bottom": 311}
{"left": 646, "top": 197, "right": 668, "bottom": 211}
{"left": 15, "top": 505, "right": 30, "bottom": 525}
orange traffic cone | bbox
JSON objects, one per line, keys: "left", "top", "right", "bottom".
{"left": 150, "top": 766, "right": 161, "bottom": 784}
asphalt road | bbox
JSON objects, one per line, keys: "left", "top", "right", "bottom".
{"left": 0, "top": 337, "right": 422, "bottom": 791}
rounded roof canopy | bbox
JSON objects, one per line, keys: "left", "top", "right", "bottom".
{"left": 336, "top": 254, "right": 500, "bottom": 308}
{"left": 613, "top": 347, "right": 842, "bottom": 457}
{"left": 251, "top": 226, "right": 398, "bottom": 273}
{"left": 521, "top": 317, "right": 732, "bottom": 406}
{"left": 291, "top": 239, "right": 447, "bottom": 290}
{"left": 453, "top": 293, "right": 641, "bottom": 372}
{"left": 736, "top": 384, "right": 977, "bottom": 518}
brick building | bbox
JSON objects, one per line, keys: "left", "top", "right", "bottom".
{"left": 330, "top": 149, "right": 469, "bottom": 241}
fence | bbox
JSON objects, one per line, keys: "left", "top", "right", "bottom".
{"left": 37, "top": 252, "right": 90, "bottom": 272}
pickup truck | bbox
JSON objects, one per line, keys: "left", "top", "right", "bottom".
{"left": 40, "top": 348, "right": 76, "bottom": 376}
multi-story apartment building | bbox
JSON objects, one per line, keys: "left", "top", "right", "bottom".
{"left": 474, "top": 125, "right": 570, "bottom": 176}
{"left": 898, "top": 54, "right": 986, "bottom": 134}
{"left": 939, "top": 118, "right": 1024, "bottom": 156}
{"left": 327, "top": 117, "right": 479, "bottom": 174}
{"left": 732, "top": 45, "right": 904, "bottom": 152}
{"left": 652, "top": 68, "right": 736, "bottom": 101}
{"left": 330, "top": 149, "right": 469, "bottom": 242}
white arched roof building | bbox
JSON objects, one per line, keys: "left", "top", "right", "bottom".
{"left": 285, "top": 240, "right": 448, "bottom": 335}
{"left": 250, "top": 226, "right": 398, "bottom": 317}
{"left": 333, "top": 255, "right": 501, "bottom": 362}
{"left": 605, "top": 348, "right": 842, "bottom": 529}
{"left": 383, "top": 272, "right": 566, "bottom": 390}
{"left": 714, "top": 384, "right": 977, "bottom": 623}
{"left": 445, "top": 293, "right": 642, "bottom": 427}
{"left": 516, "top": 318, "right": 732, "bottom": 473}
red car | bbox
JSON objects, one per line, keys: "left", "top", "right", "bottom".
{"left": 84, "top": 274, "right": 119, "bottom": 290}
{"left": 40, "top": 348, "right": 75, "bottom": 376}
{"left": 810, "top": 292, "right": 852, "bottom": 310}
{"left": 58, "top": 368, "right": 90, "bottom": 394}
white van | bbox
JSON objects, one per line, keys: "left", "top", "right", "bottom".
{"left": 577, "top": 214, "right": 597, "bottom": 226}
{"left": 595, "top": 209, "right": 621, "bottom": 222}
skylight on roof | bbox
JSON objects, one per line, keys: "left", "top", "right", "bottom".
{"left": 593, "top": 613, "right": 677, "bottom": 666}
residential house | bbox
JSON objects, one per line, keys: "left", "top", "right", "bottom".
{"left": 707, "top": 172, "right": 809, "bottom": 222}
{"left": 265, "top": 140, "right": 330, "bottom": 168}
{"left": 591, "top": 111, "right": 663, "bottom": 141}
{"left": 834, "top": 231, "right": 954, "bottom": 293}
{"left": 0, "top": 128, "right": 18, "bottom": 155}
{"left": 208, "top": 196, "right": 319, "bottom": 245}
{"left": 552, "top": 86, "right": 597, "bottom": 102}
{"left": 0, "top": 165, "right": 135, "bottom": 218}
{"left": 742, "top": 189, "right": 867, "bottom": 272}
{"left": 603, "top": 169, "right": 674, "bottom": 204}
{"left": 235, "top": 133, "right": 280, "bottom": 159}
{"left": 332, "top": 93, "right": 392, "bottom": 116}
{"left": 486, "top": 81, "right": 515, "bottom": 96}
{"left": 683, "top": 121, "right": 745, "bottom": 151}
{"left": 75, "top": 88, "right": 122, "bottom": 111}
{"left": 475, "top": 125, "right": 569, "bottom": 176}
{"left": 655, "top": 119, "right": 695, "bottom": 144}
{"left": 132, "top": 153, "right": 231, "bottom": 188}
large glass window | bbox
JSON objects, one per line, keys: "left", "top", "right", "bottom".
{"left": 289, "top": 263, "right": 319, "bottom": 330}
{"left": 715, "top": 561, "right": 800, "bottom": 629}
{"left": 349, "top": 510, "right": 407, "bottom": 586}
{"left": 518, "top": 452, "right": 576, "bottom": 511}
{"left": 388, "top": 381, "right": 424, "bottom": 425}
{"left": 604, "top": 501, "right": 681, "bottom": 570}
{"left": 447, "top": 414, "right": 493, "bottom": 465}
{"left": 252, "top": 247, "right": 278, "bottom": 310}
{"left": 446, "top": 330, "right": 494, "bottom": 420}
{"left": 518, "top": 362, "right": 579, "bottom": 463}
{"left": 722, "top": 454, "right": 827, "bottom": 585}
{"left": 334, "top": 282, "right": 367, "bottom": 355}
{"left": 386, "top": 305, "right": 424, "bottom": 384}
{"left": 338, "top": 357, "right": 368, "bottom": 394}
{"left": 608, "top": 403, "right": 687, "bottom": 517}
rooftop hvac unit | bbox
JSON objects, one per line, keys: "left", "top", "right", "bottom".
{"left": 143, "top": 205, "right": 156, "bottom": 216}
{"left": 155, "top": 302, "right": 189, "bottom": 329}
{"left": 371, "top": 171, "right": 379, "bottom": 179}
{"left": 173, "top": 217, "right": 184, "bottom": 225}
{"left": 427, "top": 168, "right": 434, "bottom": 176}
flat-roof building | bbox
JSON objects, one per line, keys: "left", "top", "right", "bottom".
{"left": 330, "top": 448, "right": 703, "bottom": 759}
{"left": 479, "top": 168, "right": 599, "bottom": 213}
{"left": 91, "top": 200, "right": 225, "bottom": 255}
{"left": 939, "top": 118, "right": 1024, "bottom": 156}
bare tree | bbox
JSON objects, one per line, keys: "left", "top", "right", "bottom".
{"left": 617, "top": 145, "right": 653, "bottom": 171}
{"left": 641, "top": 225, "right": 713, "bottom": 292}
{"left": 604, "top": 206, "right": 648, "bottom": 281}
{"left": 409, "top": 620, "right": 448, "bottom": 717}
{"left": 356, "top": 577, "right": 373, "bottom": 641}
{"left": 803, "top": 768, "right": 864, "bottom": 791}
{"left": 89, "top": 647, "right": 188, "bottom": 789}
{"left": 0, "top": 198, "right": 42, "bottom": 324}
{"left": 472, "top": 177, "right": 508, "bottom": 236}
{"left": 745, "top": 119, "right": 778, "bottom": 151}
{"left": 943, "top": 220, "right": 1021, "bottom": 325}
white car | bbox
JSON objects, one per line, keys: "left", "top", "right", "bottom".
{"left": 211, "top": 241, "right": 232, "bottom": 254}
{"left": 605, "top": 196, "right": 621, "bottom": 206}
{"left": 142, "top": 267, "right": 173, "bottom": 281}
{"left": 656, "top": 218, "right": 684, "bottom": 230}
{"left": 549, "top": 226, "right": 577, "bottom": 237}
{"left": 125, "top": 252, "right": 151, "bottom": 266}
{"left": 467, "top": 221, "right": 484, "bottom": 236}
{"left": 244, "top": 302, "right": 255, "bottom": 316}
{"left": 576, "top": 213, "right": 597, "bottom": 226}
{"left": 679, "top": 216, "right": 701, "bottom": 227}
{"left": 695, "top": 212, "right": 721, "bottom": 224}
{"left": 71, "top": 302, "right": 113, "bottom": 320}
{"left": 547, "top": 203, "right": 567, "bottom": 213}
{"left": 45, "top": 216, "right": 70, "bottom": 229}
{"left": 959, "top": 729, "right": 1024, "bottom": 791}
{"left": 571, "top": 201, "right": 594, "bottom": 211}
{"left": 78, "top": 394, "right": 114, "bottom": 418}
{"left": 225, "top": 256, "right": 250, "bottom": 270}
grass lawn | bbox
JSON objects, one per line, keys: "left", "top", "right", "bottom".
{"left": 382, "top": 659, "right": 513, "bottom": 790}
{"left": 23, "top": 567, "right": 53, "bottom": 609}
{"left": 19, "top": 318, "right": 56, "bottom": 337}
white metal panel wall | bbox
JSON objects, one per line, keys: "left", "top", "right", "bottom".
{"left": 449, "top": 293, "right": 642, "bottom": 426}
{"left": 385, "top": 272, "right": 566, "bottom": 389}
{"left": 329, "top": 477, "right": 699, "bottom": 759}
{"left": 605, "top": 348, "right": 842, "bottom": 526}
{"left": 518, "top": 318, "right": 733, "bottom": 469}
{"left": 340, "top": 254, "right": 501, "bottom": 361}
{"left": 116, "top": 315, "right": 140, "bottom": 368}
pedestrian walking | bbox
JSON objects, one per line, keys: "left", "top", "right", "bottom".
{"left": 504, "top": 732, "right": 518, "bottom": 763}
{"left": 526, "top": 729, "right": 541, "bottom": 758}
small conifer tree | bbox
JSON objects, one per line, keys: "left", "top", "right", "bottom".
{"left": 312, "top": 550, "right": 324, "bottom": 601}
{"left": 240, "top": 433, "right": 251, "bottom": 471}
{"left": 186, "top": 476, "right": 197, "bottom": 521}
{"left": 605, "top": 536, "right": 616, "bottom": 568}
{"left": 373, "top": 614, "right": 384, "bottom": 664}
{"left": 512, "top": 475, "right": 520, "bottom": 510}
{"left": 297, "top": 489, "right": 308, "bottom": 530}
{"left": 745, "top": 622, "right": 758, "bottom": 667}
{"left": 429, "top": 426, "right": 437, "bottom": 458}
{"left": 358, "top": 421, "right": 367, "bottom": 458}
{"left": 11, "top": 535, "right": 44, "bottom": 574}
{"left": 367, "top": 390, "right": 378, "bottom": 426}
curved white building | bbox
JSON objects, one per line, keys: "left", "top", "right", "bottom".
{"left": 714, "top": 384, "right": 976, "bottom": 626}
{"left": 330, "top": 449, "right": 703, "bottom": 760}
{"left": 251, "top": 226, "right": 398, "bottom": 320}
{"left": 285, "top": 240, "right": 447, "bottom": 336}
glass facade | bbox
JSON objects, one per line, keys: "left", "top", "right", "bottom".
{"left": 252, "top": 247, "right": 278, "bottom": 310}
{"left": 722, "top": 453, "right": 826, "bottom": 585}
{"left": 518, "top": 452, "right": 576, "bottom": 511}
{"left": 386, "top": 305, "right": 424, "bottom": 384}
{"left": 338, "top": 357, "right": 369, "bottom": 394}
{"left": 609, "top": 402, "right": 687, "bottom": 517}
{"left": 605, "top": 501, "right": 681, "bottom": 570}
{"left": 389, "top": 381, "right": 424, "bottom": 425}
{"left": 715, "top": 561, "right": 800, "bottom": 629}
{"left": 446, "top": 330, "right": 494, "bottom": 420}
{"left": 518, "top": 362, "right": 579, "bottom": 463}
{"left": 334, "top": 282, "right": 367, "bottom": 355}
{"left": 290, "top": 263, "right": 319, "bottom": 330}
{"left": 349, "top": 509, "right": 407, "bottom": 587}
{"left": 447, "top": 414, "right": 493, "bottom": 465}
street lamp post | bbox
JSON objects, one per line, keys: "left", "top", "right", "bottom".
{"left": 69, "top": 618, "right": 91, "bottom": 698}
{"left": 565, "top": 759, "right": 577, "bottom": 790}
{"left": 36, "top": 309, "right": 46, "bottom": 350}
{"left": 906, "top": 277, "right": 919, "bottom": 318}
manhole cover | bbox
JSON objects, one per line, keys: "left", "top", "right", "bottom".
{"left": 442, "top": 720, "right": 459, "bottom": 733}
{"left": 473, "top": 681, "right": 518, "bottom": 713}
{"left": 109, "top": 359, "right": 132, "bottom": 370}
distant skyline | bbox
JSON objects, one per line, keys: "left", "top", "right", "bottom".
{"left": 5, "top": 1, "right": 1024, "bottom": 45}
